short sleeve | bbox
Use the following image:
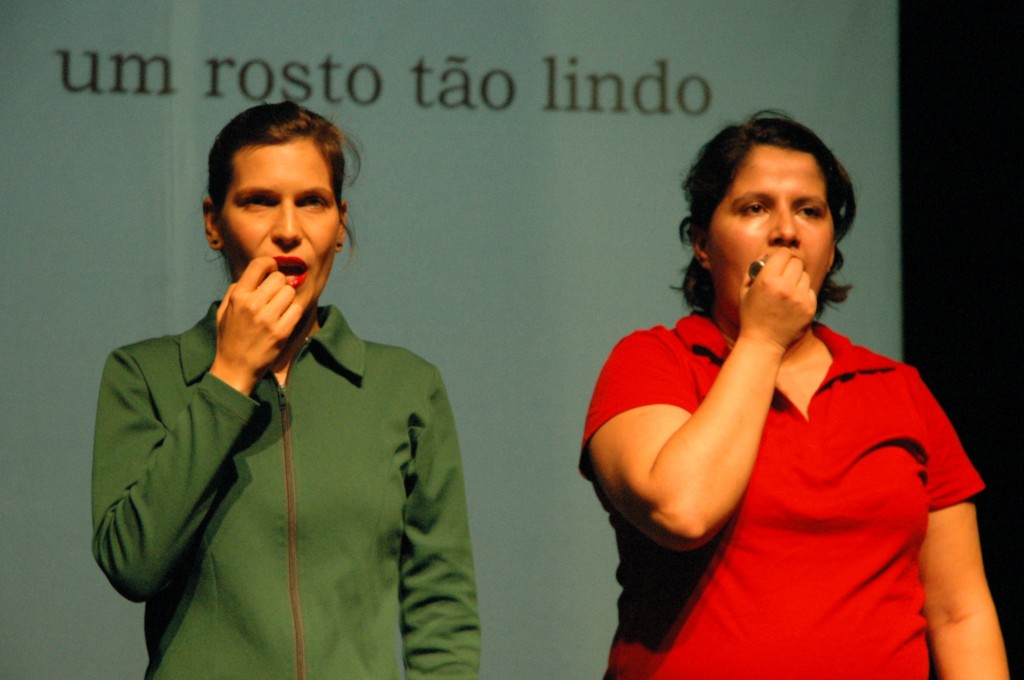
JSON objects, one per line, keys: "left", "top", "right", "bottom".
{"left": 907, "top": 370, "right": 985, "bottom": 510}
{"left": 582, "top": 326, "right": 709, "bottom": 476}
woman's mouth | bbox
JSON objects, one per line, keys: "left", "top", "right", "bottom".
{"left": 273, "top": 256, "right": 309, "bottom": 289}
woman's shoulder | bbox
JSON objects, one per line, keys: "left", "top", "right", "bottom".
{"left": 815, "top": 325, "right": 933, "bottom": 398}
{"left": 102, "top": 309, "right": 217, "bottom": 383}
{"left": 113, "top": 328, "right": 190, "bottom": 356}
{"left": 815, "top": 324, "right": 911, "bottom": 372}
{"left": 317, "top": 307, "right": 445, "bottom": 386}
{"left": 364, "top": 339, "right": 438, "bottom": 374}
{"left": 106, "top": 332, "right": 187, "bottom": 369}
{"left": 357, "top": 342, "right": 452, "bottom": 410}
{"left": 608, "top": 314, "right": 723, "bottom": 364}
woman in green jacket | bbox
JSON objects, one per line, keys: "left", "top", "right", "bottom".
{"left": 92, "top": 102, "right": 480, "bottom": 679}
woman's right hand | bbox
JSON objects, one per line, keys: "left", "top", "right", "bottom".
{"left": 737, "top": 250, "right": 817, "bottom": 353}
{"left": 209, "top": 256, "right": 304, "bottom": 394}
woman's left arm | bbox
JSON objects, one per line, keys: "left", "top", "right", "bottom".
{"left": 399, "top": 366, "right": 480, "bottom": 679}
{"left": 920, "top": 502, "right": 1008, "bottom": 679}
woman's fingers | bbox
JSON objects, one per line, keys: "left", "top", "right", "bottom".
{"left": 216, "top": 283, "right": 237, "bottom": 324}
{"left": 234, "top": 256, "right": 279, "bottom": 293}
{"left": 277, "top": 300, "right": 306, "bottom": 338}
{"left": 756, "top": 252, "right": 814, "bottom": 303}
{"left": 210, "top": 257, "right": 306, "bottom": 392}
{"left": 261, "top": 279, "right": 300, "bottom": 332}
{"left": 230, "top": 259, "right": 297, "bottom": 330}
{"left": 740, "top": 251, "right": 817, "bottom": 349}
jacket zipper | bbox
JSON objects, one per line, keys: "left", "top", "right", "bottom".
{"left": 277, "top": 383, "right": 306, "bottom": 680}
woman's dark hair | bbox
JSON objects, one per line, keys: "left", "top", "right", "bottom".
{"left": 206, "top": 101, "right": 358, "bottom": 221}
{"left": 678, "top": 112, "right": 856, "bottom": 315}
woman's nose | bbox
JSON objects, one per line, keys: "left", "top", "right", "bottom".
{"left": 769, "top": 213, "right": 799, "bottom": 246}
{"left": 271, "top": 205, "right": 302, "bottom": 246}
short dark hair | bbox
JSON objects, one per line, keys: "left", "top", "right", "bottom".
{"left": 206, "top": 101, "right": 358, "bottom": 219}
{"left": 678, "top": 112, "right": 856, "bottom": 315}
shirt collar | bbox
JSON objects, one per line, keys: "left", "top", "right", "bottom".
{"left": 675, "top": 313, "right": 898, "bottom": 384}
{"left": 673, "top": 313, "right": 729, "bottom": 365}
{"left": 813, "top": 323, "right": 899, "bottom": 389}
{"left": 179, "top": 304, "right": 366, "bottom": 386}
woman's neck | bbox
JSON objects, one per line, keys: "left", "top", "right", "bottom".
{"left": 711, "top": 311, "right": 823, "bottom": 367}
{"left": 272, "top": 305, "right": 321, "bottom": 385}
{"left": 712, "top": 311, "right": 832, "bottom": 417}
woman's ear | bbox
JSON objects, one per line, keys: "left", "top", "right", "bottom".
{"left": 335, "top": 199, "right": 348, "bottom": 251}
{"left": 203, "top": 198, "right": 223, "bottom": 250}
{"left": 692, "top": 232, "right": 711, "bottom": 270}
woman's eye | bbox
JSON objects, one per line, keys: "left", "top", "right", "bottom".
{"left": 239, "top": 195, "right": 274, "bottom": 207}
{"left": 742, "top": 204, "right": 765, "bottom": 215}
{"left": 298, "top": 195, "right": 329, "bottom": 208}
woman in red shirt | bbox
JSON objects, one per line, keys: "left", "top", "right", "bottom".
{"left": 582, "top": 114, "right": 1007, "bottom": 679}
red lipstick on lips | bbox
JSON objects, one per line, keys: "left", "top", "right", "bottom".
{"left": 273, "top": 256, "right": 309, "bottom": 289}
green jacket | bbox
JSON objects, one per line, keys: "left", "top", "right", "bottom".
{"left": 92, "top": 306, "right": 480, "bottom": 679}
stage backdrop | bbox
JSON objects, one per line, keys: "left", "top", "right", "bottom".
{"left": 0, "top": 2, "right": 898, "bottom": 677}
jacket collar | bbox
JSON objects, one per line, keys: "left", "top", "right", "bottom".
{"left": 179, "top": 304, "right": 366, "bottom": 386}
{"left": 307, "top": 305, "right": 366, "bottom": 383}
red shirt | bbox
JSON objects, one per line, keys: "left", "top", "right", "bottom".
{"left": 582, "top": 315, "right": 984, "bottom": 680}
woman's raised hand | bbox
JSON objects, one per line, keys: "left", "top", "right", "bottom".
{"left": 209, "top": 256, "right": 305, "bottom": 394}
{"left": 738, "top": 250, "right": 817, "bottom": 353}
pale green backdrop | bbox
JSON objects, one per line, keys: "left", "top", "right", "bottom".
{"left": 0, "top": 2, "right": 899, "bottom": 677}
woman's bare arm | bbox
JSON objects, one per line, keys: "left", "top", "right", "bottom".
{"left": 588, "top": 252, "right": 816, "bottom": 550}
{"left": 588, "top": 333, "right": 785, "bottom": 550}
{"left": 921, "top": 502, "right": 1008, "bottom": 679}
